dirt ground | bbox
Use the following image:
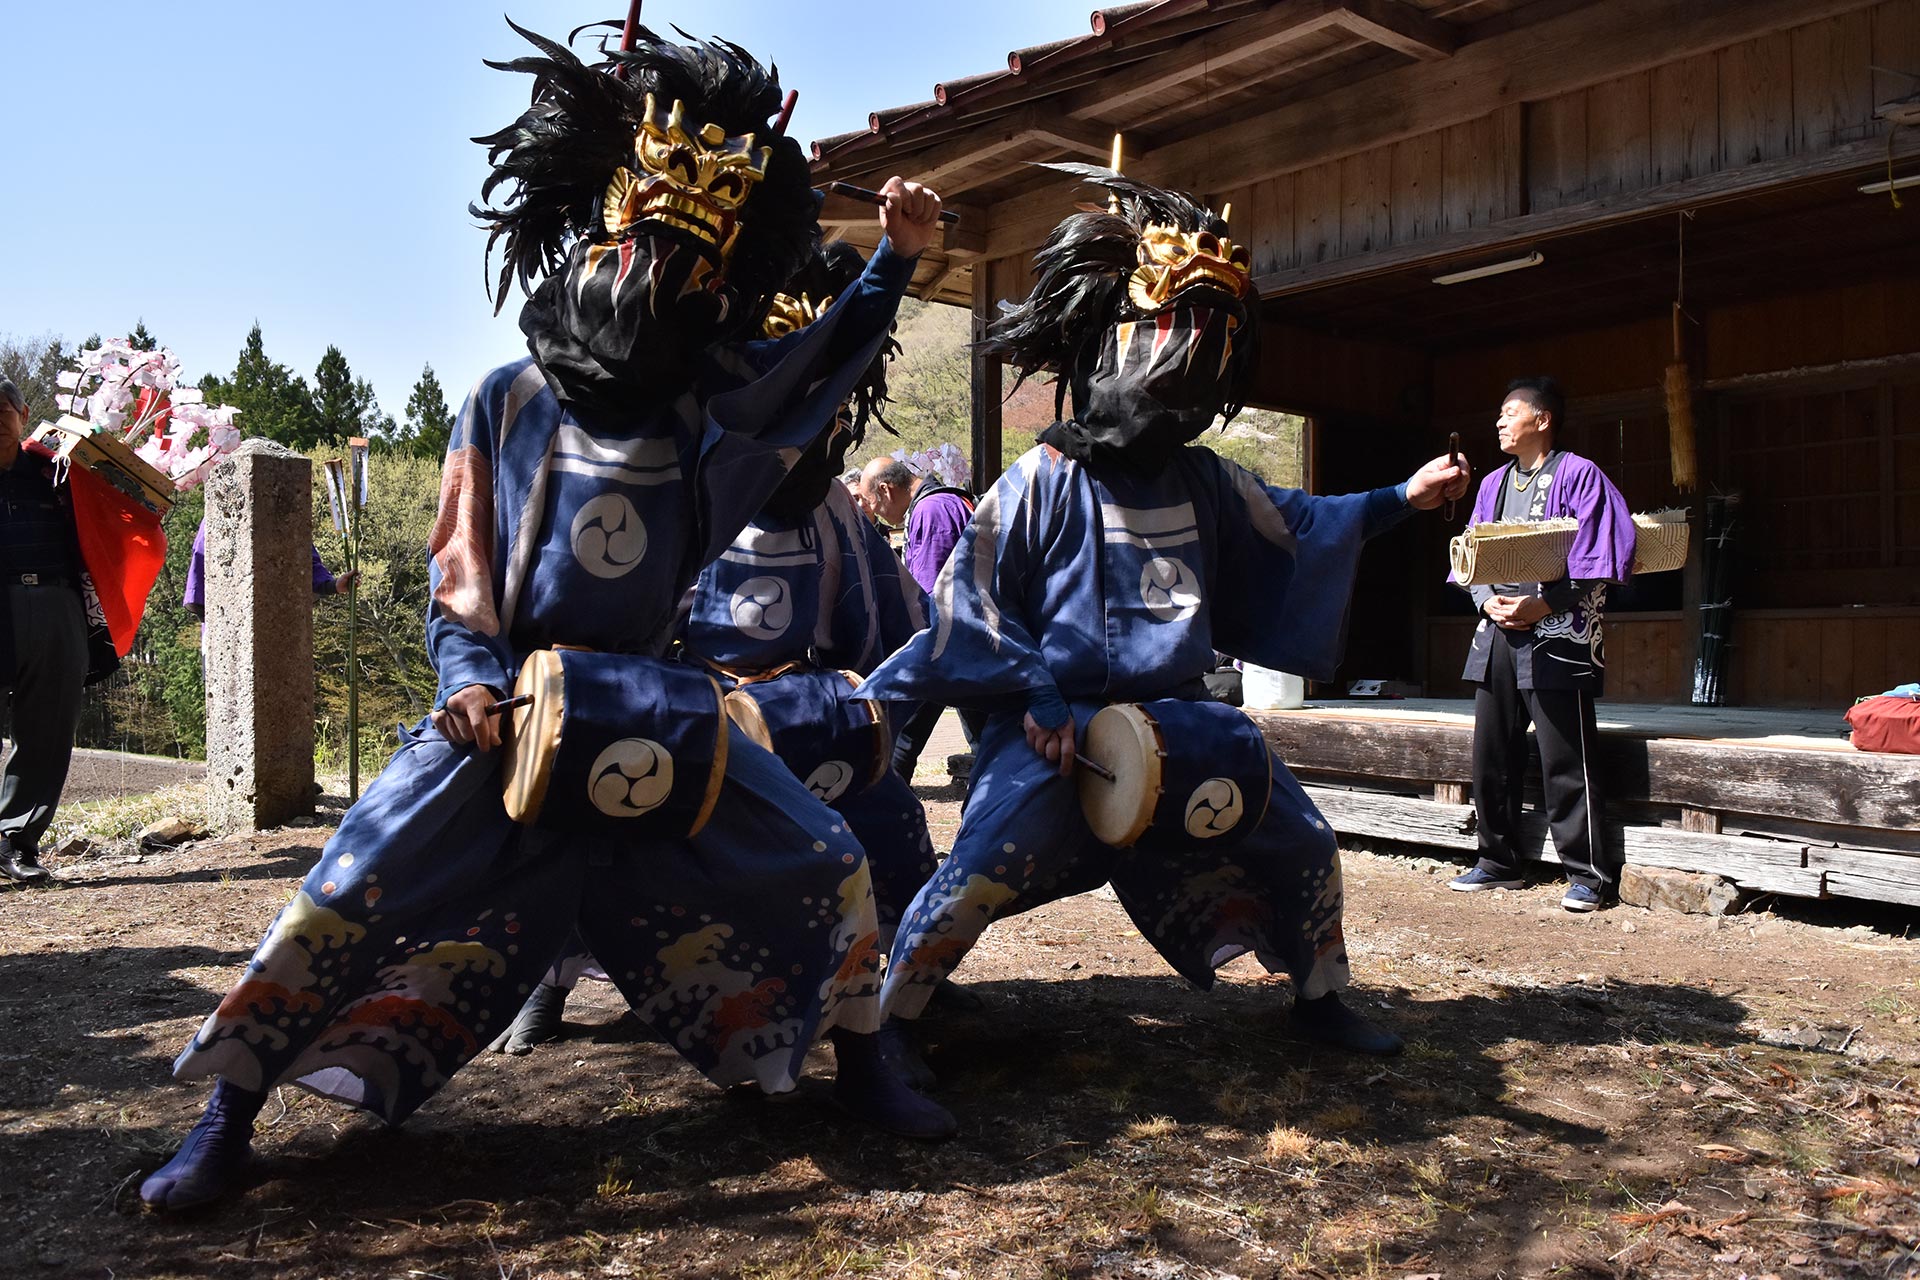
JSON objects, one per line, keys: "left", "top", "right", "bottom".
{"left": 4, "top": 771, "right": 1919, "bottom": 1280}
{"left": 56, "top": 748, "right": 204, "bottom": 806}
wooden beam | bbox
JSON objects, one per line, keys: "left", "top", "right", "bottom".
{"left": 1253, "top": 710, "right": 1920, "bottom": 831}
{"left": 1335, "top": 0, "right": 1461, "bottom": 61}
{"left": 1027, "top": 116, "right": 1119, "bottom": 162}
{"left": 1302, "top": 784, "right": 1825, "bottom": 895}
{"left": 1246, "top": 130, "right": 1920, "bottom": 298}
{"left": 1058, "top": 0, "right": 1351, "bottom": 123}
{"left": 1157, "top": 0, "right": 1886, "bottom": 195}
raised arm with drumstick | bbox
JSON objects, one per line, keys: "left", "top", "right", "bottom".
{"left": 854, "top": 167, "right": 1471, "bottom": 1108}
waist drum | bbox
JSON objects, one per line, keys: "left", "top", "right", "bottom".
{"left": 502, "top": 649, "right": 728, "bottom": 838}
{"left": 1077, "top": 698, "right": 1273, "bottom": 851}
{"left": 722, "top": 667, "right": 891, "bottom": 805}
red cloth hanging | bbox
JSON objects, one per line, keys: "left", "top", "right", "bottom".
{"left": 24, "top": 440, "right": 168, "bottom": 656}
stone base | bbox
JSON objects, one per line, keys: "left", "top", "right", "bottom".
{"left": 1619, "top": 864, "right": 1747, "bottom": 917}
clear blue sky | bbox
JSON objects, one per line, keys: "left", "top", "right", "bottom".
{"left": 9, "top": 1, "right": 1095, "bottom": 422}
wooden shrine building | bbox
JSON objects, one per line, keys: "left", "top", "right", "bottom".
{"left": 813, "top": 0, "right": 1920, "bottom": 907}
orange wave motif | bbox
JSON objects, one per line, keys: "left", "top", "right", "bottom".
{"left": 833, "top": 931, "right": 881, "bottom": 987}
{"left": 216, "top": 980, "right": 326, "bottom": 1020}
{"left": 711, "top": 978, "right": 787, "bottom": 1041}
{"left": 342, "top": 995, "right": 479, "bottom": 1056}
{"left": 906, "top": 934, "right": 973, "bottom": 975}
{"left": 429, "top": 445, "right": 500, "bottom": 635}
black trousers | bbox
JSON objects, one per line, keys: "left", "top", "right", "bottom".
{"left": 1470, "top": 634, "right": 1618, "bottom": 892}
{"left": 0, "top": 583, "right": 88, "bottom": 854}
{"left": 891, "top": 702, "right": 987, "bottom": 780}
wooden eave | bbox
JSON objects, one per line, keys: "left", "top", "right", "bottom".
{"left": 808, "top": 0, "right": 1542, "bottom": 304}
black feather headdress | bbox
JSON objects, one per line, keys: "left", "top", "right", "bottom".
{"left": 979, "top": 163, "right": 1258, "bottom": 427}
{"left": 470, "top": 18, "right": 817, "bottom": 323}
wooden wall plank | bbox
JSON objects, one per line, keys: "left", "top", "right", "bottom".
{"left": 1586, "top": 72, "right": 1654, "bottom": 196}
{"left": 1390, "top": 133, "right": 1447, "bottom": 246}
{"left": 1719, "top": 32, "right": 1796, "bottom": 167}
{"left": 1340, "top": 147, "right": 1394, "bottom": 257}
{"left": 1295, "top": 160, "right": 1341, "bottom": 265}
{"left": 1873, "top": 0, "right": 1920, "bottom": 131}
{"left": 1248, "top": 173, "right": 1298, "bottom": 276}
{"left": 1793, "top": 11, "right": 1879, "bottom": 151}
{"left": 1441, "top": 115, "right": 1503, "bottom": 232}
{"left": 1851, "top": 616, "right": 1889, "bottom": 694}
{"left": 1650, "top": 54, "right": 1721, "bottom": 184}
{"left": 1525, "top": 92, "right": 1589, "bottom": 214}
{"left": 1818, "top": 617, "right": 1857, "bottom": 703}
{"left": 1779, "top": 617, "right": 1823, "bottom": 705}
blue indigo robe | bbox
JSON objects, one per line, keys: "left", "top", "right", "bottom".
{"left": 681, "top": 481, "right": 934, "bottom": 934}
{"left": 858, "top": 442, "right": 1411, "bottom": 1017}
{"left": 172, "top": 245, "right": 917, "bottom": 1121}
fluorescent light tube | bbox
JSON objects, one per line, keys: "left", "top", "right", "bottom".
{"left": 1858, "top": 174, "right": 1920, "bottom": 194}
{"left": 1432, "top": 251, "right": 1545, "bottom": 285}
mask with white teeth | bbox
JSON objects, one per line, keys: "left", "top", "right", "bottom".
{"left": 473, "top": 19, "right": 820, "bottom": 410}
{"left": 980, "top": 164, "right": 1261, "bottom": 471}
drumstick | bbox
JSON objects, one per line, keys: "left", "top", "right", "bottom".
{"left": 485, "top": 694, "right": 534, "bottom": 717}
{"left": 823, "top": 181, "right": 962, "bottom": 224}
{"left": 1443, "top": 430, "right": 1462, "bottom": 522}
{"left": 1076, "top": 754, "right": 1116, "bottom": 783}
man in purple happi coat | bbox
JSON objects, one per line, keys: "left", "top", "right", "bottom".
{"left": 182, "top": 519, "right": 356, "bottom": 623}
{"left": 1447, "top": 377, "right": 1636, "bottom": 911}
{"left": 856, "top": 456, "right": 984, "bottom": 778}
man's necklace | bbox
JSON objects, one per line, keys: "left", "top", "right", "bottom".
{"left": 1511, "top": 459, "right": 1545, "bottom": 491}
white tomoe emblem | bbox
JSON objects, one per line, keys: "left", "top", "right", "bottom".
{"left": 570, "top": 494, "right": 647, "bottom": 578}
{"left": 803, "top": 759, "right": 856, "bottom": 803}
{"left": 730, "top": 576, "right": 793, "bottom": 639}
{"left": 1184, "top": 777, "right": 1245, "bottom": 838}
{"left": 588, "top": 738, "right": 676, "bottom": 817}
{"left": 1139, "top": 555, "right": 1201, "bottom": 622}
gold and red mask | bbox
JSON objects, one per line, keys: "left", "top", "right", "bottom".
{"left": 601, "top": 93, "right": 771, "bottom": 264}
{"left": 1127, "top": 223, "right": 1253, "bottom": 314}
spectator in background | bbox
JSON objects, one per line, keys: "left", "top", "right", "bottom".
{"left": 1448, "top": 376, "right": 1635, "bottom": 912}
{"left": 181, "top": 518, "right": 357, "bottom": 626}
{"left": 0, "top": 376, "right": 96, "bottom": 883}
{"left": 857, "top": 456, "right": 984, "bottom": 778}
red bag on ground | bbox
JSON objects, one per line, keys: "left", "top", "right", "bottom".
{"left": 1845, "top": 695, "right": 1920, "bottom": 755}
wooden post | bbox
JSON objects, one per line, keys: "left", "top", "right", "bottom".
{"left": 1680, "top": 807, "right": 1722, "bottom": 834}
{"left": 1434, "top": 781, "right": 1469, "bottom": 805}
{"left": 970, "top": 263, "right": 1004, "bottom": 491}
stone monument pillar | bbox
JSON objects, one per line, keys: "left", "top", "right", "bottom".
{"left": 204, "top": 439, "right": 316, "bottom": 830}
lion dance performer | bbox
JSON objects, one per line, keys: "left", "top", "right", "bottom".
{"left": 857, "top": 166, "right": 1470, "bottom": 1078}
{"left": 492, "top": 244, "right": 946, "bottom": 1097}
{"left": 142, "top": 18, "right": 947, "bottom": 1210}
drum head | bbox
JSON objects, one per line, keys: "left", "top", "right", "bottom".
{"left": 502, "top": 649, "right": 566, "bottom": 824}
{"left": 723, "top": 689, "right": 776, "bottom": 753}
{"left": 1079, "top": 704, "right": 1164, "bottom": 848}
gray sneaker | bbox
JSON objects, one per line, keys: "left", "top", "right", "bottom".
{"left": 1449, "top": 867, "right": 1522, "bottom": 892}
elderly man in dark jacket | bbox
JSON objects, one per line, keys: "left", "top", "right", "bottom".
{"left": 0, "top": 375, "right": 107, "bottom": 883}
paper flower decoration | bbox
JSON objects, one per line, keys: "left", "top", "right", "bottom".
{"left": 56, "top": 337, "right": 242, "bottom": 491}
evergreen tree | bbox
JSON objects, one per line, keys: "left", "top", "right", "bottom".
{"left": 0, "top": 333, "right": 74, "bottom": 420}
{"left": 313, "top": 346, "right": 395, "bottom": 442}
{"left": 127, "top": 319, "right": 158, "bottom": 351}
{"left": 202, "top": 323, "right": 320, "bottom": 448}
{"left": 399, "top": 363, "right": 453, "bottom": 458}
